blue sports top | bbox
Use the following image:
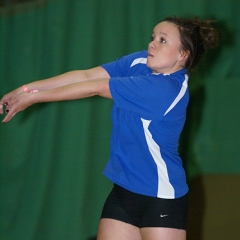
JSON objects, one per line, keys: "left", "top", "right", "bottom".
{"left": 101, "top": 50, "right": 189, "bottom": 199}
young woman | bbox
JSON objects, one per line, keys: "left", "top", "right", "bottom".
{"left": 1, "top": 16, "right": 218, "bottom": 240}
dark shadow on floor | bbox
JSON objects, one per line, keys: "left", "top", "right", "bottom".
{"left": 187, "top": 176, "right": 205, "bottom": 240}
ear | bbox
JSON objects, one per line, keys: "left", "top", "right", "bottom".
{"left": 179, "top": 50, "right": 190, "bottom": 62}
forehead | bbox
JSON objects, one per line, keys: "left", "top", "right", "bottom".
{"left": 153, "top": 21, "right": 180, "bottom": 38}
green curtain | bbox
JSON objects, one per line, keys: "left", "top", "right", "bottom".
{"left": 1, "top": 0, "right": 239, "bottom": 239}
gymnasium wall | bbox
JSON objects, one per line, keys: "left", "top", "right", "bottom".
{"left": 1, "top": 0, "right": 239, "bottom": 239}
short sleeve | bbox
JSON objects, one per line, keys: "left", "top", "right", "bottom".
{"left": 109, "top": 74, "right": 184, "bottom": 119}
{"left": 101, "top": 51, "right": 147, "bottom": 77}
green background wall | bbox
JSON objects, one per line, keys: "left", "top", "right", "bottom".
{"left": 0, "top": 0, "right": 239, "bottom": 239}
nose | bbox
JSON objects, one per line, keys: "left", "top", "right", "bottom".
{"left": 148, "top": 40, "right": 155, "bottom": 50}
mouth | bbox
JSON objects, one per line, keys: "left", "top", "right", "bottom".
{"left": 148, "top": 52, "right": 154, "bottom": 57}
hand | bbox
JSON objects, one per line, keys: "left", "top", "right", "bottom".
{"left": 0, "top": 87, "right": 23, "bottom": 115}
{"left": 2, "top": 92, "right": 36, "bottom": 123}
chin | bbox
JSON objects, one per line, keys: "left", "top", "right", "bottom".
{"left": 146, "top": 61, "right": 152, "bottom": 69}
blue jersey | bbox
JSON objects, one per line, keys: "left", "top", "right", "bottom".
{"left": 101, "top": 50, "right": 189, "bottom": 199}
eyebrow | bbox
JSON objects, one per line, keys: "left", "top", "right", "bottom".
{"left": 152, "top": 31, "right": 170, "bottom": 39}
{"left": 160, "top": 32, "right": 170, "bottom": 39}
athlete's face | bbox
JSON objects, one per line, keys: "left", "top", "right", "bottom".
{"left": 147, "top": 21, "right": 188, "bottom": 74}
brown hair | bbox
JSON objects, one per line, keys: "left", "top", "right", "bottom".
{"left": 162, "top": 16, "right": 219, "bottom": 70}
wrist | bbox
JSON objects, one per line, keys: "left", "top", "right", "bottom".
{"left": 29, "top": 91, "right": 39, "bottom": 105}
{"left": 22, "top": 84, "right": 38, "bottom": 93}
{"left": 22, "top": 84, "right": 28, "bottom": 93}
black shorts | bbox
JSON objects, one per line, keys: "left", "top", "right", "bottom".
{"left": 101, "top": 184, "right": 189, "bottom": 229}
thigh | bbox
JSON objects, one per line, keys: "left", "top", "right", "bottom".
{"left": 97, "top": 218, "right": 142, "bottom": 240}
{"left": 140, "top": 227, "right": 186, "bottom": 240}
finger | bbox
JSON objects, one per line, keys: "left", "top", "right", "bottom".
{"left": 2, "top": 111, "right": 16, "bottom": 124}
{"left": 0, "top": 101, "right": 7, "bottom": 111}
{"left": 0, "top": 104, "right": 3, "bottom": 114}
{"left": 2, "top": 105, "right": 16, "bottom": 123}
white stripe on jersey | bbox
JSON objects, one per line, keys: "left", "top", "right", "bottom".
{"left": 141, "top": 118, "right": 175, "bottom": 199}
{"left": 130, "top": 58, "right": 147, "bottom": 67}
{"left": 164, "top": 74, "right": 189, "bottom": 116}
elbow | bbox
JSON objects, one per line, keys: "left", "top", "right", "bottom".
{"left": 96, "top": 79, "right": 112, "bottom": 99}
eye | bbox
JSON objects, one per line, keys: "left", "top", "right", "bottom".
{"left": 160, "top": 37, "right": 166, "bottom": 43}
{"left": 150, "top": 36, "right": 155, "bottom": 41}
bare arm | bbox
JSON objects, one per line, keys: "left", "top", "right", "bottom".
{"left": 2, "top": 78, "right": 111, "bottom": 123}
{"left": 23, "top": 66, "right": 110, "bottom": 92}
{"left": 0, "top": 66, "right": 109, "bottom": 114}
